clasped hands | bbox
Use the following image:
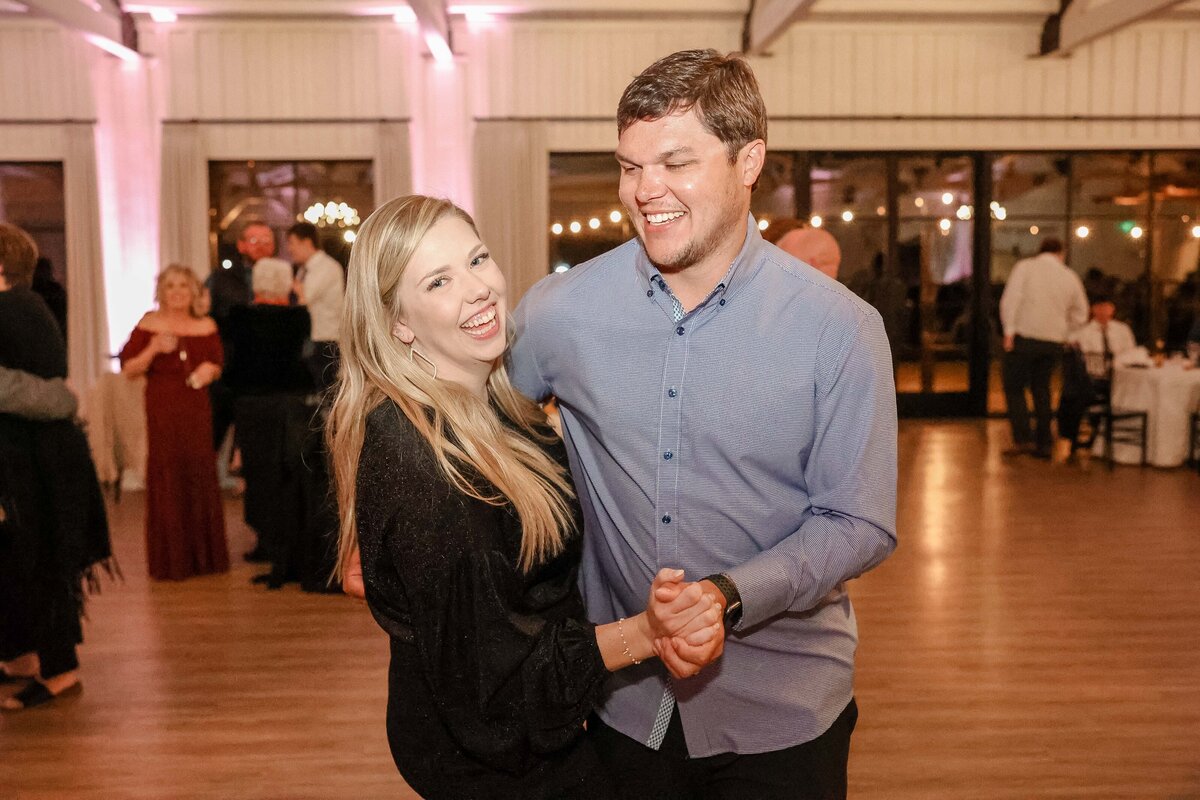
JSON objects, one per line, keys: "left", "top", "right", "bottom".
{"left": 643, "top": 568, "right": 727, "bottom": 680}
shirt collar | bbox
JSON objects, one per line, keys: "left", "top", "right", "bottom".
{"left": 634, "top": 213, "right": 766, "bottom": 305}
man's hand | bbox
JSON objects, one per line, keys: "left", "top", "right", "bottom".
{"left": 645, "top": 569, "right": 719, "bottom": 640}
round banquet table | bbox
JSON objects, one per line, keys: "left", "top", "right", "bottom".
{"left": 1109, "top": 361, "right": 1200, "bottom": 467}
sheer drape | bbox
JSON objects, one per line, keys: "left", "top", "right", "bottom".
{"left": 472, "top": 121, "right": 548, "bottom": 305}
{"left": 63, "top": 124, "right": 110, "bottom": 389}
{"left": 158, "top": 124, "right": 210, "bottom": 280}
{"left": 374, "top": 122, "right": 413, "bottom": 208}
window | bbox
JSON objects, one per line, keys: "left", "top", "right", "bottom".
{"left": 0, "top": 162, "right": 66, "bottom": 286}
{"left": 208, "top": 160, "right": 374, "bottom": 270}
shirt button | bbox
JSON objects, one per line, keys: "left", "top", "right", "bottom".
{"left": 667, "top": 388, "right": 677, "bottom": 398}
{"left": 647, "top": 289, "right": 654, "bottom": 298}
{"left": 663, "top": 451, "right": 673, "bottom": 460}
{"left": 676, "top": 326, "right": 685, "bottom": 335}
{"left": 719, "top": 299, "right": 726, "bottom": 306}
{"left": 661, "top": 514, "right": 672, "bottom": 524}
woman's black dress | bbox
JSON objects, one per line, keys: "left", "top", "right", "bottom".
{"left": 356, "top": 400, "right": 615, "bottom": 800}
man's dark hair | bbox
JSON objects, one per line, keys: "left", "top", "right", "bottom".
{"left": 1089, "top": 291, "right": 1114, "bottom": 306}
{"left": 617, "top": 49, "right": 768, "bottom": 161}
{"left": 1038, "top": 237, "right": 1065, "bottom": 255}
{"left": 288, "top": 222, "right": 320, "bottom": 248}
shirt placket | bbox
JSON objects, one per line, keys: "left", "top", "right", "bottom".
{"left": 652, "top": 275, "right": 686, "bottom": 569}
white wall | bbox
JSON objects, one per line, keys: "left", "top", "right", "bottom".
{"left": 2, "top": 5, "right": 1199, "bottom": 326}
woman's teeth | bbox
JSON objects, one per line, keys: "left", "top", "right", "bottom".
{"left": 462, "top": 307, "right": 497, "bottom": 334}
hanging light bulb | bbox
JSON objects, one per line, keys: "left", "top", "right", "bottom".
{"left": 1129, "top": 225, "right": 1144, "bottom": 240}
{"left": 810, "top": 215, "right": 823, "bottom": 228}
{"left": 841, "top": 210, "right": 854, "bottom": 223}
{"left": 551, "top": 223, "right": 563, "bottom": 235}
{"left": 1075, "top": 225, "right": 1090, "bottom": 238}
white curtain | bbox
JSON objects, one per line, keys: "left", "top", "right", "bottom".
{"left": 63, "top": 123, "right": 110, "bottom": 390}
{"left": 159, "top": 123, "right": 211, "bottom": 280}
{"left": 472, "top": 120, "right": 548, "bottom": 305}
{"left": 374, "top": 122, "right": 413, "bottom": 208}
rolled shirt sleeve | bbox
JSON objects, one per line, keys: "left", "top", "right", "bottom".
{"left": 726, "top": 310, "right": 898, "bottom": 629}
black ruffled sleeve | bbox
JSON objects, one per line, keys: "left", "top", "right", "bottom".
{"left": 356, "top": 402, "right": 608, "bottom": 774}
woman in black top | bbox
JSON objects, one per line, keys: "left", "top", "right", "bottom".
{"left": 327, "top": 196, "right": 722, "bottom": 799}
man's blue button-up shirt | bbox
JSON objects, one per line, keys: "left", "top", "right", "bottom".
{"left": 509, "top": 218, "right": 897, "bottom": 756}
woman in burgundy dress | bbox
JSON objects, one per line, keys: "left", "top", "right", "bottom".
{"left": 119, "top": 265, "right": 229, "bottom": 580}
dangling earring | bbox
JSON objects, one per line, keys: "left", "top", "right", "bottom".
{"left": 409, "top": 344, "right": 438, "bottom": 380}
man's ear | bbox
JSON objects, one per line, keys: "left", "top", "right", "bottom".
{"left": 739, "top": 139, "right": 766, "bottom": 188}
{"left": 391, "top": 320, "right": 415, "bottom": 345}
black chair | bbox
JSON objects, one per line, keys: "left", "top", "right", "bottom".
{"left": 1089, "top": 379, "right": 1148, "bottom": 469}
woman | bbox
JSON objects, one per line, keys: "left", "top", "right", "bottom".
{"left": 327, "top": 196, "right": 721, "bottom": 799}
{"left": 0, "top": 223, "right": 112, "bottom": 710}
{"left": 120, "top": 265, "right": 229, "bottom": 581}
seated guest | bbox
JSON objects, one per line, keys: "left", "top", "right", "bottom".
{"left": 1068, "top": 293, "right": 1137, "bottom": 381}
{"left": 224, "top": 258, "right": 316, "bottom": 588}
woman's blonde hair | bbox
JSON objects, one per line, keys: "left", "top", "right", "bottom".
{"left": 155, "top": 264, "right": 203, "bottom": 317}
{"left": 327, "top": 195, "right": 575, "bottom": 579}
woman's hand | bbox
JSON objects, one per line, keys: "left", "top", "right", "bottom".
{"left": 645, "top": 568, "right": 720, "bottom": 640}
{"left": 343, "top": 547, "right": 366, "bottom": 601}
{"left": 151, "top": 332, "right": 178, "bottom": 355}
{"left": 187, "top": 361, "right": 221, "bottom": 389}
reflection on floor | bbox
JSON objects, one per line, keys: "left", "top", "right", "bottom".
{"left": 896, "top": 359, "right": 1058, "bottom": 415}
{"left": 2, "top": 420, "right": 1198, "bottom": 799}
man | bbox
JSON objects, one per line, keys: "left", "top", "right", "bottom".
{"left": 286, "top": 222, "right": 344, "bottom": 390}
{"left": 510, "top": 50, "right": 897, "bottom": 799}
{"left": 1059, "top": 293, "right": 1139, "bottom": 457}
{"left": 206, "top": 219, "right": 275, "bottom": 448}
{"left": 999, "top": 237, "right": 1088, "bottom": 459}
{"left": 1069, "top": 293, "right": 1137, "bottom": 378}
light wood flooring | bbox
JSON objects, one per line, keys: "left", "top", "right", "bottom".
{"left": 2, "top": 420, "right": 1198, "bottom": 799}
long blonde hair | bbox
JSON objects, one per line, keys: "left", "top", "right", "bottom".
{"left": 328, "top": 195, "right": 575, "bottom": 579}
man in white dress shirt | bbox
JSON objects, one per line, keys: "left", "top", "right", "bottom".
{"left": 287, "top": 222, "right": 344, "bottom": 390}
{"left": 999, "top": 237, "right": 1089, "bottom": 459}
{"left": 1068, "top": 294, "right": 1137, "bottom": 379}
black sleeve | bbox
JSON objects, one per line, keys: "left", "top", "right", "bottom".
{"left": 356, "top": 404, "right": 608, "bottom": 773}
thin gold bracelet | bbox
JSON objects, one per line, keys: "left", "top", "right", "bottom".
{"left": 616, "top": 617, "right": 641, "bottom": 665}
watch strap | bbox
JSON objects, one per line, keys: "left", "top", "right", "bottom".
{"left": 702, "top": 572, "right": 743, "bottom": 628}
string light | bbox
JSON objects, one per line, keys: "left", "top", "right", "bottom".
{"left": 304, "top": 201, "right": 359, "bottom": 228}
{"left": 1191, "top": 225, "right": 1200, "bottom": 238}
{"left": 938, "top": 218, "right": 951, "bottom": 232}
{"left": 1129, "top": 225, "right": 1144, "bottom": 239}
{"left": 1029, "top": 225, "right": 1039, "bottom": 235}
{"left": 956, "top": 205, "right": 972, "bottom": 220}
{"left": 554, "top": 263, "right": 570, "bottom": 273}
{"left": 876, "top": 206, "right": 886, "bottom": 216}
{"left": 810, "top": 215, "right": 823, "bottom": 228}
{"left": 609, "top": 210, "right": 622, "bottom": 223}
{"left": 993, "top": 206, "right": 1007, "bottom": 221}
{"left": 569, "top": 221, "right": 582, "bottom": 234}
{"left": 941, "top": 192, "right": 954, "bottom": 205}
{"left": 588, "top": 218, "right": 601, "bottom": 230}
{"left": 1075, "top": 225, "right": 1090, "bottom": 238}
{"left": 914, "top": 197, "right": 925, "bottom": 208}
{"left": 343, "top": 230, "right": 357, "bottom": 243}
{"left": 551, "top": 223, "right": 563, "bottom": 235}
{"left": 757, "top": 219, "right": 770, "bottom": 231}
{"left": 841, "top": 210, "right": 854, "bottom": 223}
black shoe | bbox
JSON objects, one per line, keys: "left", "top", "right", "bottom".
{"left": 243, "top": 546, "right": 269, "bottom": 563}
{"left": 1, "top": 680, "right": 82, "bottom": 711}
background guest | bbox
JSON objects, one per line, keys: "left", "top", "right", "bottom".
{"left": 0, "top": 222, "right": 112, "bottom": 711}
{"left": 119, "top": 265, "right": 228, "bottom": 581}
{"left": 225, "top": 257, "right": 321, "bottom": 588}
{"left": 207, "top": 219, "right": 275, "bottom": 453}
{"left": 999, "top": 237, "right": 1089, "bottom": 459}
{"left": 287, "top": 222, "right": 344, "bottom": 391}
{"left": 775, "top": 224, "right": 842, "bottom": 280}
{"left": 31, "top": 257, "right": 67, "bottom": 341}
{"left": 1069, "top": 293, "right": 1138, "bottom": 378}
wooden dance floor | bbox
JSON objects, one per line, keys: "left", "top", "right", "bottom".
{"left": 2, "top": 420, "right": 1198, "bottom": 799}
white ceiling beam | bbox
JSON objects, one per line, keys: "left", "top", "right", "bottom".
{"left": 407, "top": 0, "right": 454, "bottom": 62}
{"left": 1050, "top": 0, "right": 1187, "bottom": 55}
{"left": 743, "top": 0, "right": 818, "bottom": 55}
{"left": 21, "top": 0, "right": 125, "bottom": 41}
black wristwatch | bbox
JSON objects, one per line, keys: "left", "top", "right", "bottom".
{"left": 702, "top": 573, "right": 743, "bottom": 629}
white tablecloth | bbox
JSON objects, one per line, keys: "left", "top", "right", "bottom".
{"left": 1110, "top": 362, "right": 1200, "bottom": 467}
